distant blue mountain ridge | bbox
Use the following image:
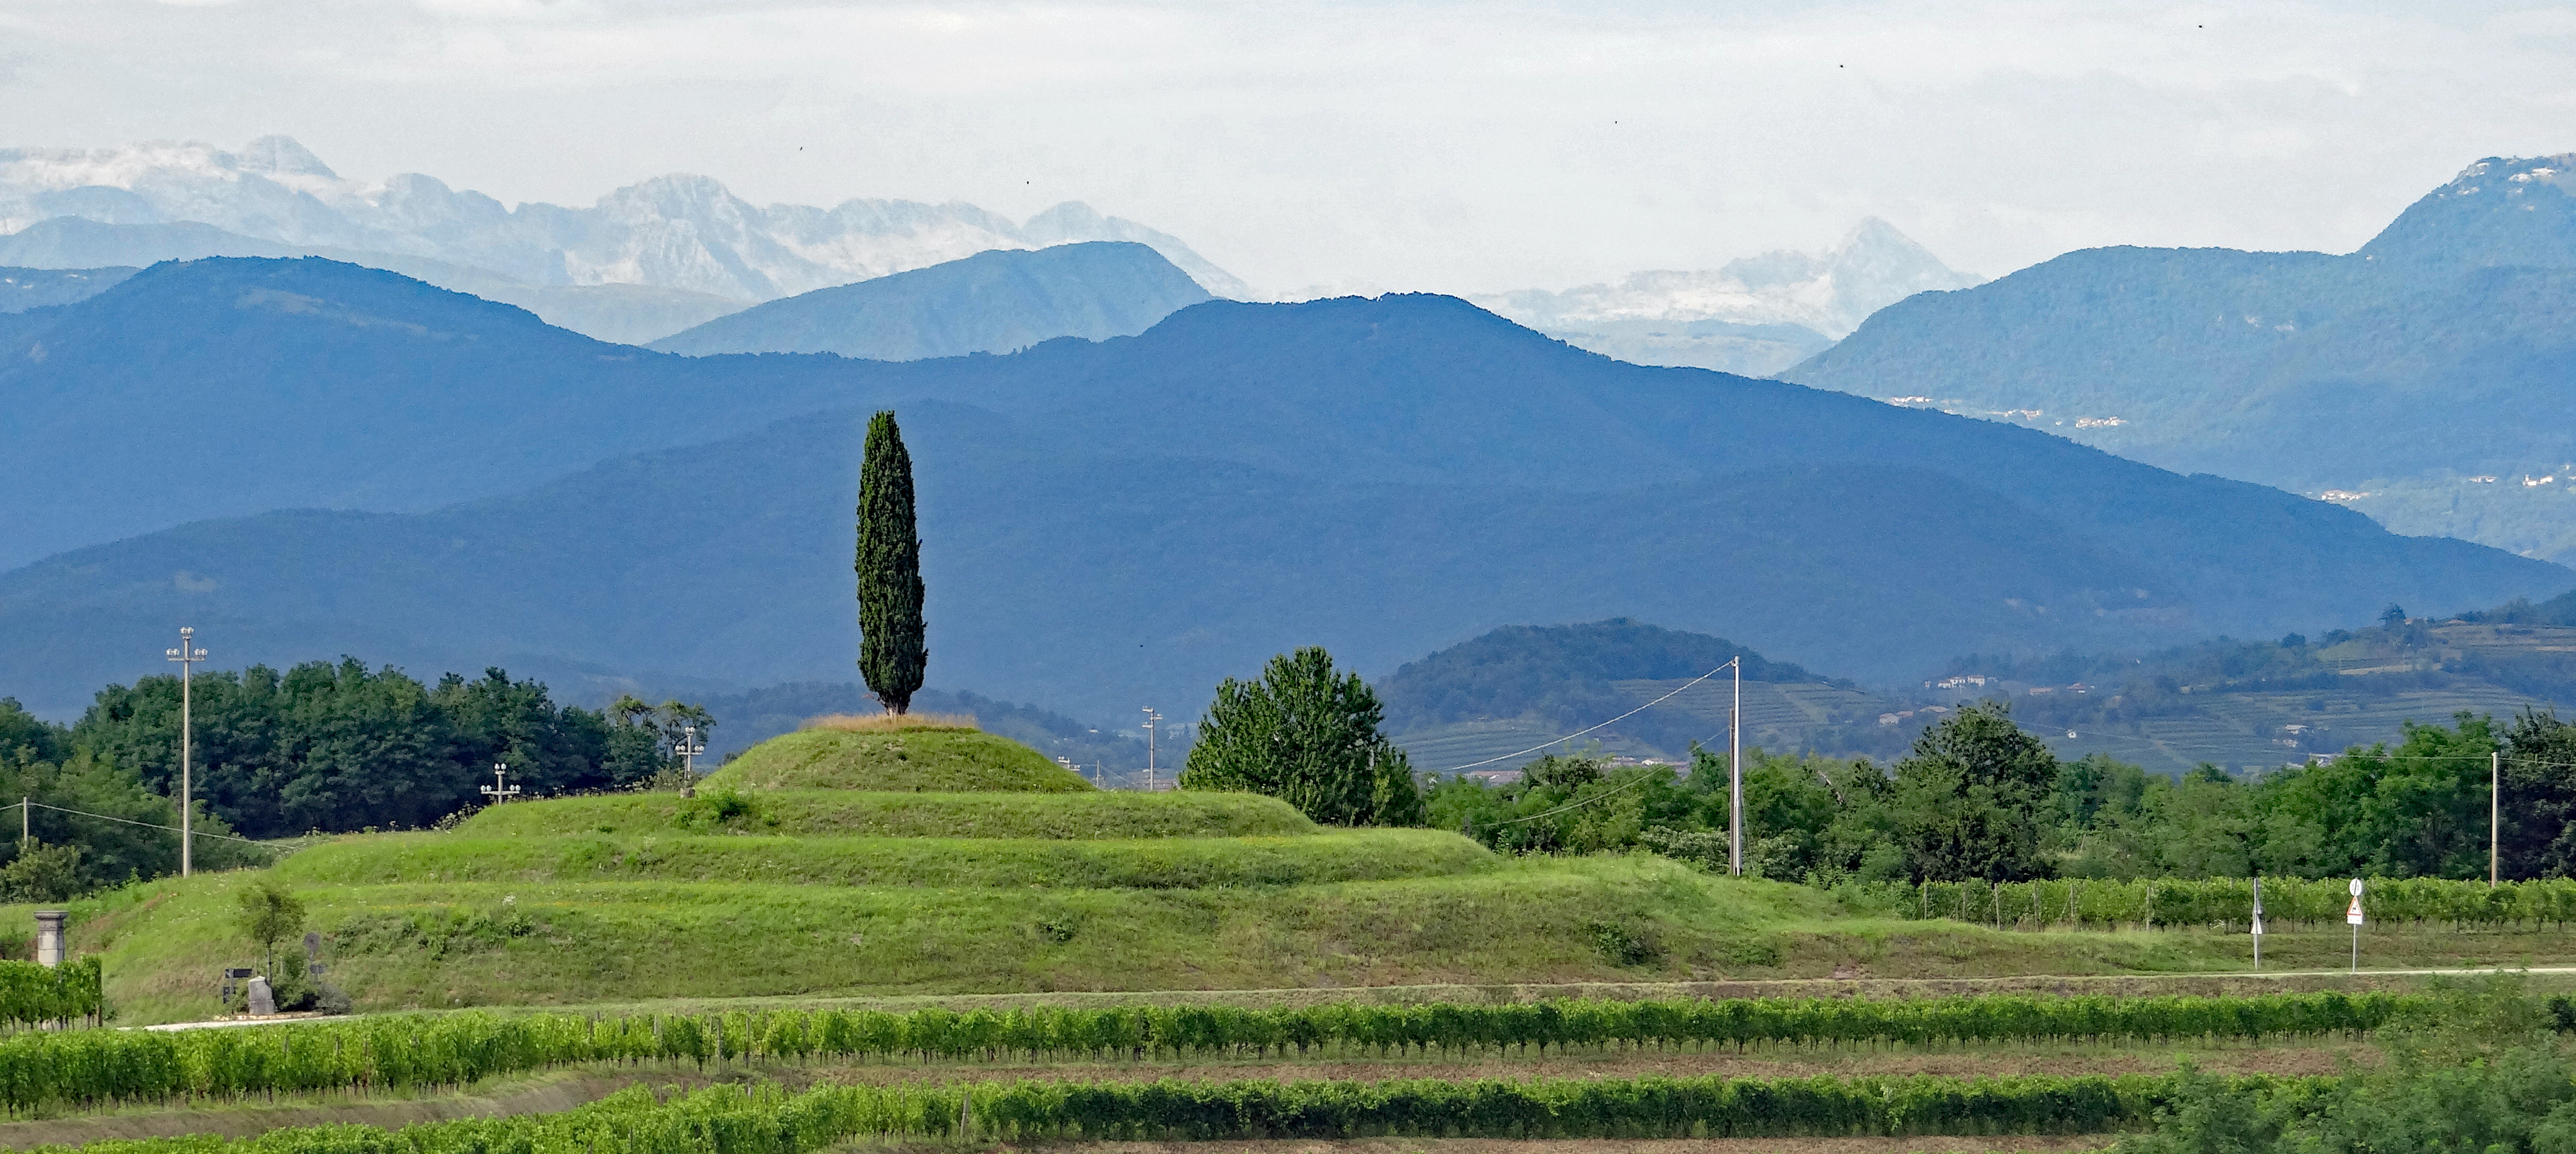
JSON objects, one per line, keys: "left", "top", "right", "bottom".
{"left": 0, "top": 256, "right": 2559, "bottom": 723}
{"left": 1786, "top": 153, "right": 2576, "bottom": 496}
{"left": 649, "top": 242, "right": 1210, "bottom": 360}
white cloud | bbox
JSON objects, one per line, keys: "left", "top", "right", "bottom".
{"left": 0, "top": 0, "right": 2568, "bottom": 294}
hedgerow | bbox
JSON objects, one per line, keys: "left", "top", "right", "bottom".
{"left": 0, "top": 992, "right": 2412, "bottom": 1114}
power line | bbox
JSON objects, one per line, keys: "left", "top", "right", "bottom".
{"left": 1441, "top": 660, "right": 1738, "bottom": 773}
{"left": 1492, "top": 773, "right": 1654, "bottom": 826}
{"left": 25, "top": 800, "right": 278, "bottom": 847}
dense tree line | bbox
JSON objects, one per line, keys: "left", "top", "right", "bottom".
{"left": 1, "top": 662, "right": 712, "bottom": 872}
{"left": 1433, "top": 700, "right": 2576, "bottom": 884}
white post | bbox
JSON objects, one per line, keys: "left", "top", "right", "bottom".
{"left": 2493, "top": 750, "right": 2502, "bottom": 887}
{"left": 1729, "top": 658, "right": 1743, "bottom": 877}
{"left": 33, "top": 911, "right": 64, "bottom": 967}
{"left": 2250, "top": 875, "right": 2262, "bottom": 970}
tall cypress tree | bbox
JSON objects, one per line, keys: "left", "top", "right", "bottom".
{"left": 855, "top": 411, "right": 926, "bottom": 714}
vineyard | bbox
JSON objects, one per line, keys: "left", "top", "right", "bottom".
{"left": 0, "top": 991, "right": 2421, "bottom": 1114}
{"left": 22, "top": 1070, "right": 2250, "bottom": 1152}
{"left": 0, "top": 957, "right": 101, "bottom": 1029}
{"left": 1904, "top": 876, "right": 2576, "bottom": 930}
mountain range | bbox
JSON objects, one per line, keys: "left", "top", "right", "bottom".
{"left": 650, "top": 242, "right": 1210, "bottom": 360}
{"left": 0, "top": 136, "right": 1245, "bottom": 343}
{"left": 1474, "top": 219, "right": 1983, "bottom": 376}
{"left": 0, "top": 256, "right": 2559, "bottom": 725}
{"left": 1784, "top": 154, "right": 2576, "bottom": 563}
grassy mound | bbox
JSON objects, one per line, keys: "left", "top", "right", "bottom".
{"left": 458, "top": 790, "right": 1315, "bottom": 839}
{"left": 701, "top": 727, "right": 1089, "bottom": 793}
{"left": 61, "top": 857, "right": 1840, "bottom": 1019}
{"left": 276, "top": 830, "right": 1491, "bottom": 889}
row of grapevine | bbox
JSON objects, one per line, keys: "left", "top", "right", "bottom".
{"left": 1906, "top": 876, "right": 2576, "bottom": 931}
{"left": 0, "top": 990, "right": 2416, "bottom": 1114}
{"left": 39, "top": 1071, "right": 2290, "bottom": 1152}
{"left": 0, "top": 957, "right": 101, "bottom": 1029}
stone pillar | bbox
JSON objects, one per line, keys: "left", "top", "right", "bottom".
{"left": 32, "top": 911, "right": 64, "bottom": 968}
{"left": 246, "top": 976, "right": 276, "bottom": 1016}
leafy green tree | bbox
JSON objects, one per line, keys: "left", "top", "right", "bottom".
{"left": 235, "top": 879, "right": 306, "bottom": 977}
{"left": 1181, "top": 647, "right": 1423, "bottom": 826}
{"left": 2253, "top": 712, "right": 2496, "bottom": 878}
{"left": 0, "top": 841, "right": 80, "bottom": 902}
{"left": 2502, "top": 708, "right": 2576, "bottom": 879}
{"left": 855, "top": 410, "right": 926, "bottom": 715}
{"left": 0, "top": 700, "right": 66, "bottom": 764}
{"left": 1886, "top": 702, "right": 2059, "bottom": 881}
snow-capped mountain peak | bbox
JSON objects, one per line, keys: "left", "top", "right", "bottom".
{"left": 1465, "top": 218, "right": 1980, "bottom": 376}
{"left": 0, "top": 136, "right": 1246, "bottom": 303}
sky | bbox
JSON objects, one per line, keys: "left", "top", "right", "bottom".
{"left": 2, "top": 0, "right": 2573, "bottom": 297}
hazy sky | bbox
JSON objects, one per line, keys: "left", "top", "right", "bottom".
{"left": 3, "top": 0, "right": 2571, "bottom": 295}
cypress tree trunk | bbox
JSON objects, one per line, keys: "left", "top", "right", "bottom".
{"left": 856, "top": 411, "right": 926, "bottom": 714}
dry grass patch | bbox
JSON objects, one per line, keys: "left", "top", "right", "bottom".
{"left": 805, "top": 713, "right": 982, "bottom": 733}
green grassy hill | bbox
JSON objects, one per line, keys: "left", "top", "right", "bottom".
{"left": 458, "top": 789, "right": 1316, "bottom": 839}
{"left": 274, "top": 831, "right": 1488, "bottom": 889}
{"left": 702, "top": 725, "right": 1092, "bottom": 792}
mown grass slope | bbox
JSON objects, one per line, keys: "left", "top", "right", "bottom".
{"left": 54, "top": 857, "right": 1851, "bottom": 1020}
{"left": 702, "top": 727, "right": 1090, "bottom": 792}
{"left": 274, "top": 831, "right": 1491, "bottom": 888}
{"left": 455, "top": 790, "right": 1315, "bottom": 839}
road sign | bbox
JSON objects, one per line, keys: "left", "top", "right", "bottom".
{"left": 2347, "top": 896, "right": 2365, "bottom": 925}
{"left": 2350, "top": 878, "right": 2365, "bottom": 896}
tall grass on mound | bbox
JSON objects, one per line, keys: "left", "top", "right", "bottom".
{"left": 16, "top": 1072, "right": 2217, "bottom": 1147}
{"left": 276, "top": 831, "right": 1493, "bottom": 889}
{"left": 702, "top": 727, "right": 1090, "bottom": 793}
{"left": 0, "top": 992, "right": 2392, "bottom": 1118}
{"left": 456, "top": 790, "right": 1316, "bottom": 839}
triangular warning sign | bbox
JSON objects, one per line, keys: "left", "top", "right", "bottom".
{"left": 2347, "top": 896, "right": 2365, "bottom": 925}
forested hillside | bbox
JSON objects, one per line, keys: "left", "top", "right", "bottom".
{"left": 0, "top": 257, "right": 2563, "bottom": 723}
{"left": 1785, "top": 153, "right": 2576, "bottom": 562}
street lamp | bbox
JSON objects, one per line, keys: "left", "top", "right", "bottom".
{"left": 164, "top": 627, "right": 207, "bottom": 877}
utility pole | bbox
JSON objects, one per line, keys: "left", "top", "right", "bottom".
{"left": 480, "top": 763, "right": 521, "bottom": 805}
{"left": 1729, "top": 658, "right": 1744, "bottom": 877}
{"left": 1141, "top": 708, "right": 1161, "bottom": 792}
{"left": 2493, "top": 750, "right": 2502, "bottom": 887}
{"left": 676, "top": 725, "right": 707, "bottom": 798}
{"left": 164, "top": 627, "right": 207, "bottom": 877}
